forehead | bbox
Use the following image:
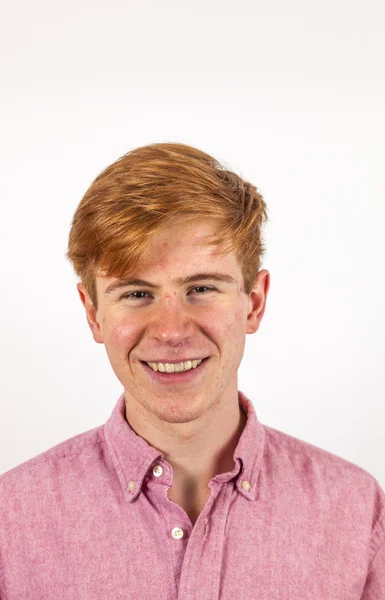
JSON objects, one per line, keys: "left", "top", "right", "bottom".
{"left": 140, "top": 218, "right": 231, "bottom": 264}
{"left": 97, "top": 217, "right": 243, "bottom": 291}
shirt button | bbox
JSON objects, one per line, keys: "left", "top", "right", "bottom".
{"left": 128, "top": 480, "right": 136, "bottom": 492}
{"left": 152, "top": 464, "right": 164, "bottom": 477}
{"left": 241, "top": 480, "right": 251, "bottom": 491}
{"left": 171, "top": 527, "right": 184, "bottom": 540}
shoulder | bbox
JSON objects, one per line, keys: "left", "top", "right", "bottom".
{"left": 0, "top": 425, "right": 106, "bottom": 499}
{"left": 262, "top": 424, "right": 385, "bottom": 526}
{"left": 262, "top": 423, "right": 382, "bottom": 490}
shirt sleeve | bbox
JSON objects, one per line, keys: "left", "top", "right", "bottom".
{"left": 360, "top": 522, "right": 385, "bottom": 599}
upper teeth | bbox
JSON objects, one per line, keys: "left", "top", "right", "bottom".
{"left": 147, "top": 359, "right": 203, "bottom": 373}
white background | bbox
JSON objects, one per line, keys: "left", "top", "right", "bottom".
{"left": 1, "top": 0, "right": 384, "bottom": 487}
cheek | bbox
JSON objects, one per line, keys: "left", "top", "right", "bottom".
{"left": 222, "top": 308, "right": 245, "bottom": 335}
{"left": 205, "top": 306, "right": 245, "bottom": 340}
{"left": 220, "top": 309, "right": 247, "bottom": 359}
{"left": 234, "top": 308, "right": 245, "bottom": 329}
{"left": 103, "top": 316, "right": 139, "bottom": 350}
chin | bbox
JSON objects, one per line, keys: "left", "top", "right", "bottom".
{"left": 148, "top": 394, "right": 210, "bottom": 424}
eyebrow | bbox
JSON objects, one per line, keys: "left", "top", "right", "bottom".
{"left": 104, "top": 272, "right": 238, "bottom": 295}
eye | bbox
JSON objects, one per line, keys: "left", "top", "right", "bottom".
{"left": 120, "top": 287, "right": 217, "bottom": 301}
{"left": 190, "top": 286, "right": 217, "bottom": 294}
{"left": 121, "top": 291, "right": 152, "bottom": 300}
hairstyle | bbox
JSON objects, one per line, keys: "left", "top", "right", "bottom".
{"left": 66, "top": 142, "right": 268, "bottom": 309}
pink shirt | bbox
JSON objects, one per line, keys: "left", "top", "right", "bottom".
{"left": 0, "top": 391, "right": 384, "bottom": 599}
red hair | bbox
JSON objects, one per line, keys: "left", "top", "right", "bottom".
{"left": 66, "top": 142, "right": 268, "bottom": 308}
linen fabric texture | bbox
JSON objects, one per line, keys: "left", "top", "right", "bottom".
{"left": 0, "top": 391, "right": 384, "bottom": 599}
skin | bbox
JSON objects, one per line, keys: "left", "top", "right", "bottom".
{"left": 78, "top": 217, "right": 270, "bottom": 524}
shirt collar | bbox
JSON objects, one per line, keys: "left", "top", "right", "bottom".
{"left": 104, "top": 390, "right": 265, "bottom": 503}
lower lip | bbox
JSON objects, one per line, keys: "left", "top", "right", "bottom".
{"left": 140, "top": 358, "right": 209, "bottom": 384}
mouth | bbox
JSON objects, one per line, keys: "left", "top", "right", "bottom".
{"left": 140, "top": 357, "right": 210, "bottom": 384}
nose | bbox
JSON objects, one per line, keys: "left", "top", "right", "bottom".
{"left": 147, "top": 295, "right": 195, "bottom": 346}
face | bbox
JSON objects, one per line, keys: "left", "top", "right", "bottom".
{"left": 78, "top": 218, "right": 269, "bottom": 425}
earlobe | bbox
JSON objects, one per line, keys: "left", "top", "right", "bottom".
{"left": 76, "top": 283, "right": 104, "bottom": 344}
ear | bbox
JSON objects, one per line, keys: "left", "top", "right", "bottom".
{"left": 77, "top": 283, "right": 104, "bottom": 344}
{"left": 246, "top": 269, "right": 270, "bottom": 334}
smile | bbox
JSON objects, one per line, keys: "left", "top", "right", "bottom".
{"left": 140, "top": 357, "right": 209, "bottom": 384}
{"left": 146, "top": 359, "right": 203, "bottom": 373}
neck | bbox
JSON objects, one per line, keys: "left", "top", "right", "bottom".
{"left": 124, "top": 391, "right": 247, "bottom": 488}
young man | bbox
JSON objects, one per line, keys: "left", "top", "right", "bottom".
{"left": 0, "top": 143, "right": 384, "bottom": 598}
